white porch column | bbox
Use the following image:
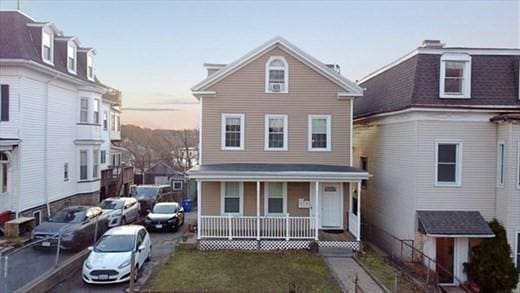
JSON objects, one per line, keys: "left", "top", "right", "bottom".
{"left": 314, "top": 181, "right": 319, "bottom": 240}
{"left": 357, "top": 181, "right": 361, "bottom": 242}
{"left": 256, "top": 181, "right": 260, "bottom": 241}
{"left": 197, "top": 180, "right": 202, "bottom": 240}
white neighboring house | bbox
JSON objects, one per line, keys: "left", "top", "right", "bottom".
{"left": 353, "top": 40, "right": 520, "bottom": 285}
{"left": 0, "top": 10, "right": 124, "bottom": 221}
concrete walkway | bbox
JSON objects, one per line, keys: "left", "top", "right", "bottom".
{"left": 325, "top": 256, "right": 385, "bottom": 293}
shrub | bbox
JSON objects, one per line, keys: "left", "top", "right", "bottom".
{"left": 464, "top": 219, "right": 519, "bottom": 293}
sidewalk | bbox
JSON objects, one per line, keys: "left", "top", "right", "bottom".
{"left": 325, "top": 256, "right": 385, "bottom": 293}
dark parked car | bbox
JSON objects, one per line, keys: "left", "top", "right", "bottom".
{"left": 32, "top": 206, "right": 109, "bottom": 251}
{"left": 130, "top": 185, "right": 174, "bottom": 215}
{"left": 144, "top": 202, "right": 185, "bottom": 231}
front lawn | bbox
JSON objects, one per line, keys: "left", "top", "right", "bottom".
{"left": 148, "top": 248, "right": 341, "bottom": 292}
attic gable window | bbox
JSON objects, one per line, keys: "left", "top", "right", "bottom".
{"left": 42, "top": 28, "right": 54, "bottom": 65}
{"left": 265, "top": 56, "right": 288, "bottom": 93}
{"left": 87, "top": 52, "right": 94, "bottom": 81}
{"left": 440, "top": 54, "right": 471, "bottom": 99}
{"left": 67, "top": 41, "right": 77, "bottom": 74}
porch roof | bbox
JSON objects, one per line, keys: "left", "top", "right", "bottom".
{"left": 417, "top": 210, "right": 494, "bottom": 238}
{"left": 188, "top": 163, "right": 369, "bottom": 181}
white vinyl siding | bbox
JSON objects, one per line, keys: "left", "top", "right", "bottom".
{"left": 220, "top": 182, "right": 243, "bottom": 215}
{"left": 265, "top": 114, "right": 288, "bottom": 151}
{"left": 435, "top": 140, "right": 462, "bottom": 186}
{"left": 221, "top": 113, "right": 244, "bottom": 150}
{"left": 308, "top": 115, "right": 331, "bottom": 151}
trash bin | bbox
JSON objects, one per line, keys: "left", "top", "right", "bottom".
{"left": 182, "top": 199, "right": 192, "bottom": 213}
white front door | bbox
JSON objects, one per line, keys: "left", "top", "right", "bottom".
{"left": 320, "top": 183, "right": 342, "bottom": 229}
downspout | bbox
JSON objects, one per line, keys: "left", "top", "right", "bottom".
{"left": 44, "top": 73, "right": 59, "bottom": 217}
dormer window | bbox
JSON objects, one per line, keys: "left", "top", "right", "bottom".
{"left": 42, "top": 28, "right": 54, "bottom": 64}
{"left": 439, "top": 53, "right": 471, "bottom": 99}
{"left": 67, "top": 41, "right": 77, "bottom": 74}
{"left": 265, "top": 56, "right": 288, "bottom": 93}
{"left": 87, "top": 52, "right": 94, "bottom": 81}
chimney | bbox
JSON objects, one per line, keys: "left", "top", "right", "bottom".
{"left": 421, "top": 40, "right": 445, "bottom": 48}
{"left": 203, "top": 63, "right": 226, "bottom": 77}
{"left": 326, "top": 64, "right": 341, "bottom": 74}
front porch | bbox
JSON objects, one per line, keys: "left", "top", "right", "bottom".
{"left": 189, "top": 163, "right": 369, "bottom": 251}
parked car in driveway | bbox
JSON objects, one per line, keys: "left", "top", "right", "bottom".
{"left": 82, "top": 225, "right": 151, "bottom": 284}
{"left": 144, "top": 202, "right": 184, "bottom": 231}
{"left": 130, "top": 185, "right": 174, "bottom": 215}
{"left": 99, "top": 197, "right": 140, "bottom": 227}
{"left": 32, "top": 206, "right": 109, "bottom": 251}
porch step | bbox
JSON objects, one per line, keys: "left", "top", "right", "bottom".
{"left": 319, "top": 247, "right": 354, "bottom": 257}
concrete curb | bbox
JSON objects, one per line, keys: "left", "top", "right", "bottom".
{"left": 14, "top": 249, "right": 90, "bottom": 293}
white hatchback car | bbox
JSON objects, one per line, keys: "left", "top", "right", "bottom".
{"left": 82, "top": 225, "right": 151, "bottom": 284}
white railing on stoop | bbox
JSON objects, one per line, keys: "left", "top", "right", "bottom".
{"left": 200, "top": 215, "right": 316, "bottom": 240}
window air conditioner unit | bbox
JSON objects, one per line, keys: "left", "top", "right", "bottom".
{"left": 270, "top": 83, "right": 283, "bottom": 92}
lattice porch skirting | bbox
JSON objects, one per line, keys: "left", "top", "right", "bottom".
{"left": 198, "top": 239, "right": 361, "bottom": 251}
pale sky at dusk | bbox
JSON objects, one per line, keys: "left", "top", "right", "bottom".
{"left": 1, "top": 0, "right": 518, "bottom": 129}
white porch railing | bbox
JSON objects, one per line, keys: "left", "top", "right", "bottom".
{"left": 200, "top": 215, "right": 316, "bottom": 240}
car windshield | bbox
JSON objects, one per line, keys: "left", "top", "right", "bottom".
{"left": 99, "top": 200, "right": 124, "bottom": 210}
{"left": 153, "top": 204, "right": 176, "bottom": 214}
{"left": 131, "top": 187, "right": 159, "bottom": 198}
{"left": 48, "top": 209, "right": 86, "bottom": 223}
{"left": 94, "top": 234, "right": 135, "bottom": 253}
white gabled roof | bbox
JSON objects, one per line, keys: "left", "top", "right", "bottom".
{"left": 191, "top": 36, "right": 363, "bottom": 97}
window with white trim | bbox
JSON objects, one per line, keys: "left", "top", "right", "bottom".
{"left": 0, "top": 152, "right": 8, "bottom": 193}
{"left": 266, "top": 56, "right": 288, "bottom": 93}
{"left": 42, "top": 28, "right": 54, "bottom": 64}
{"left": 497, "top": 143, "right": 505, "bottom": 186}
{"left": 308, "top": 115, "right": 331, "bottom": 151}
{"left": 93, "top": 99, "right": 100, "bottom": 124}
{"left": 80, "top": 150, "right": 88, "bottom": 180}
{"left": 111, "top": 112, "right": 116, "bottom": 130}
{"left": 265, "top": 114, "right": 288, "bottom": 151}
{"left": 221, "top": 114, "right": 244, "bottom": 150}
{"left": 67, "top": 41, "right": 77, "bottom": 73}
{"left": 440, "top": 54, "right": 471, "bottom": 98}
{"left": 103, "top": 111, "right": 108, "bottom": 130}
{"left": 221, "top": 182, "right": 242, "bottom": 214}
{"left": 172, "top": 181, "right": 183, "bottom": 191}
{"left": 80, "top": 97, "right": 89, "bottom": 123}
{"left": 87, "top": 52, "right": 94, "bottom": 81}
{"left": 517, "top": 142, "right": 520, "bottom": 189}
{"left": 265, "top": 182, "right": 287, "bottom": 215}
{"left": 435, "top": 141, "right": 462, "bottom": 186}
{"left": 100, "top": 150, "right": 106, "bottom": 164}
{"left": 93, "top": 149, "right": 99, "bottom": 178}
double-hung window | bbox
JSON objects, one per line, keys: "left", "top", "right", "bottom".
{"left": 265, "top": 182, "right": 287, "bottom": 215}
{"left": 440, "top": 54, "right": 471, "bottom": 98}
{"left": 308, "top": 115, "right": 331, "bottom": 151}
{"left": 80, "top": 98, "right": 89, "bottom": 123}
{"left": 42, "top": 28, "right": 53, "bottom": 64}
{"left": 265, "top": 114, "right": 288, "bottom": 151}
{"left": 497, "top": 143, "right": 505, "bottom": 187}
{"left": 111, "top": 112, "right": 116, "bottom": 130}
{"left": 93, "top": 150, "right": 99, "bottom": 178}
{"left": 0, "top": 152, "right": 8, "bottom": 193}
{"left": 435, "top": 141, "right": 462, "bottom": 186}
{"left": 221, "top": 114, "right": 244, "bottom": 150}
{"left": 80, "top": 150, "right": 88, "bottom": 180}
{"left": 265, "top": 56, "right": 288, "bottom": 93}
{"left": 87, "top": 52, "right": 94, "bottom": 81}
{"left": 93, "top": 99, "right": 100, "bottom": 124}
{"left": 67, "top": 42, "right": 77, "bottom": 74}
{"left": 221, "top": 182, "right": 243, "bottom": 215}
{"left": 64, "top": 163, "right": 69, "bottom": 181}
{"left": 100, "top": 150, "right": 106, "bottom": 164}
{"left": 103, "top": 112, "right": 108, "bottom": 130}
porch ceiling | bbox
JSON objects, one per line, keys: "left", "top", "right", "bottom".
{"left": 188, "top": 163, "right": 369, "bottom": 181}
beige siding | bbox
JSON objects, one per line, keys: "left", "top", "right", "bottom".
{"left": 201, "top": 182, "right": 220, "bottom": 215}
{"left": 415, "top": 120, "right": 496, "bottom": 220}
{"left": 353, "top": 121, "right": 418, "bottom": 240}
{"left": 202, "top": 46, "right": 351, "bottom": 165}
{"left": 287, "top": 182, "right": 310, "bottom": 217}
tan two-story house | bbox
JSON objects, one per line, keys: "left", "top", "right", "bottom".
{"left": 188, "top": 37, "right": 368, "bottom": 250}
